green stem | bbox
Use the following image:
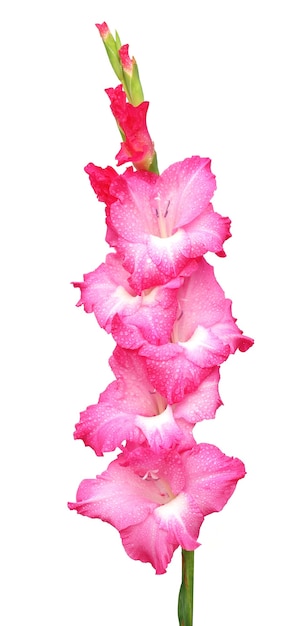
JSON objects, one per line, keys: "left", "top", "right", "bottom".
{"left": 178, "top": 549, "right": 194, "bottom": 626}
{"left": 148, "top": 151, "right": 159, "bottom": 174}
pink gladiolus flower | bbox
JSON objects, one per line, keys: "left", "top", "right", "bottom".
{"left": 105, "top": 156, "right": 230, "bottom": 294}
{"left": 139, "top": 257, "right": 254, "bottom": 403}
{"left": 73, "top": 252, "right": 182, "bottom": 345}
{"left": 68, "top": 442, "right": 246, "bottom": 574}
{"left": 74, "top": 346, "right": 196, "bottom": 454}
{"left": 106, "top": 84, "right": 155, "bottom": 170}
{"left": 74, "top": 346, "right": 222, "bottom": 455}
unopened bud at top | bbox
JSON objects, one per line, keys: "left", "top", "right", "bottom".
{"left": 96, "top": 22, "right": 144, "bottom": 106}
{"left": 119, "top": 44, "right": 144, "bottom": 106}
{"left": 96, "top": 22, "right": 124, "bottom": 84}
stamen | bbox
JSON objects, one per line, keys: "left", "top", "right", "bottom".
{"left": 142, "top": 469, "right": 159, "bottom": 481}
{"left": 163, "top": 200, "right": 170, "bottom": 218}
{"left": 153, "top": 194, "right": 170, "bottom": 238}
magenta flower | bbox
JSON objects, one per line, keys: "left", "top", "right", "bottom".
{"left": 73, "top": 346, "right": 221, "bottom": 455}
{"left": 68, "top": 442, "right": 245, "bottom": 574}
{"left": 106, "top": 84, "right": 155, "bottom": 170}
{"left": 74, "top": 346, "right": 190, "bottom": 454}
{"left": 139, "top": 257, "right": 254, "bottom": 403}
{"left": 104, "top": 156, "right": 230, "bottom": 294}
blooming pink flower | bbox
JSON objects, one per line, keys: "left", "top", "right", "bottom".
{"left": 73, "top": 252, "right": 182, "bottom": 345}
{"left": 74, "top": 346, "right": 222, "bottom": 455}
{"left": 74, "top": 346, "right": 196, "bottom": 455}
{"left": 68, "top": 442, "right": 245, "bottom": 574}
{"left": 106, "top": 84, "right": 155, "bottom": 170}
{"left": 105, "top": 156, "right": 230, "bottom": 294}
{"left": 139, "top": 257, "right": 254, "bottom": 403}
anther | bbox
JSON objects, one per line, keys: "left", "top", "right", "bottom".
{"left": 163, "top": 200, "right": 170, "bottom": 218}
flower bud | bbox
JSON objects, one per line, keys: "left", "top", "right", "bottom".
{"left": 119, "top": 44, "right": 144, "bottom": 105}
{"left": 96, "top": 22, "right": 144, "bottom": 106}
{"left": 96, "top": 22, "right": 123, "bottom": 84}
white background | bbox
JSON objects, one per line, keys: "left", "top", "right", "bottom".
{"left": 1, "top": 1, "right": 305, "bottom": 624}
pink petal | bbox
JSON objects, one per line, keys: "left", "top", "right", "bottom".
{"left": 154, "top": 156, "right": 216, "bottom": 230}
{"left": 186, "top": 203, "right": 231, "bottom": 257}
{"left": 111, "top": 314, "right": 145, "bottom": 349}
{"left": 114, "top": 276, "right": 181, "bottom": 346}
{"left": 140, "top": 326, "right": 228, "bottom": 405}
{"left": 73, "top": 254, "right": 136, "bottom": 333}
{"left": 143, "top": 348, "right": 217, "bottom": 404}
{"left": 212, "top": 300, "right": 254, "bottom": 353}
{"left": 109, "top": 347, "right": 164, "bottom": 415}
{"left": 74, "top": 380, "right": 145, "bottom": 454}
{"left": 174, "top": 257, "right": 228, "bottom": 336}
{"left": 84, "top": 163, "right": 119, "bottom": 205}
{"left": 135, "top": 406, "right": 186, "bottom": 452}
{"left": 120, "top": 515, "right": 177, "bottom": 575}
{"left": 174, "top": 258, "right": 253, "bottom": 353}
{"left": 68, "top": 460, "right": 157, "bottom": 529}
{"left": 183, "top": 443, "right": 246, "bottom": 516}
{"left": 108, "top": 167, "right": 159, "bottom": 242}
{"left": 115, "top": 233, "right": 192, "bottom": 293}
{"left": 154, "top": 492, "right": 202, "bottom": 550}
{"left": 173, "top": 367, "right": 222, "bottom": 422}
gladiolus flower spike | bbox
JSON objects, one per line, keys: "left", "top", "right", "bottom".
{"left": 69, "top": 21, "right": 253, "bottom": 626}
